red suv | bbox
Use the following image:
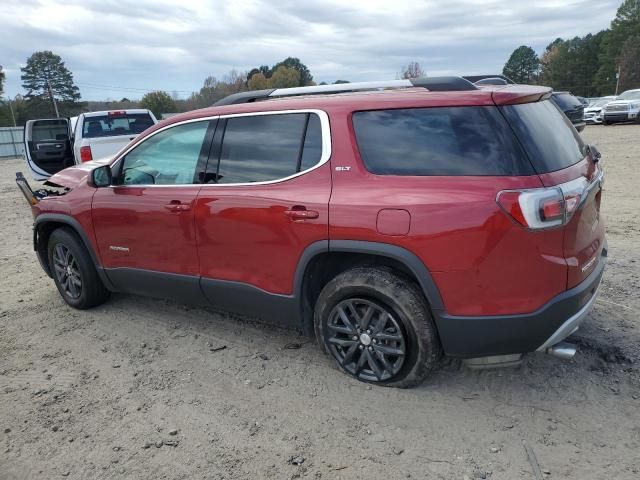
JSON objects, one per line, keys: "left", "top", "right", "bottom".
{"left": 17, "top": 77, "right": 606, "bottom": 387}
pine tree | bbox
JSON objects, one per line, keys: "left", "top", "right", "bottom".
{"left": 503, "top": 46, "right": 539, "bottom": 83}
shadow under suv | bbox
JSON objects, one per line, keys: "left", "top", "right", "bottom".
{"left": 17, "top": 77, "right": 606, "bottom": 387}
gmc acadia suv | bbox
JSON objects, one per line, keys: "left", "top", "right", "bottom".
{"left": 17, "top": 77, "right": 606, "bottom": 388}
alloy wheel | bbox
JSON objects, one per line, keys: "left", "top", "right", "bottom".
{"left": 326, "top": 298, "right": 406, "bottom": 382}
{"left": 52, "top": 244, "right": 82, "bottom": 299}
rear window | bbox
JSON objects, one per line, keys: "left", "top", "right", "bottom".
{"left": 551, "top": 93, "right": 582, "bottom": 110}
{"left": 82, "top": 113, "right": 155, "bottom": 138}
{"left": 352, "top": 107, "right": 534, "bottom": 176}
{"left": 501, "top": 100, "right": 585, "bottom": 173}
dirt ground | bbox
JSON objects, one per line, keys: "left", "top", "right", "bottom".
{"left": 1, "top": 125, "right": 639, "bottom": 480}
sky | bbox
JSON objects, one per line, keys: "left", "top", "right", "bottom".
{"left": 1, "top": 0, "right": 622, "bottom": 101}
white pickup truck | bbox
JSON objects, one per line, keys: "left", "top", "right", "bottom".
{"left": 23, "top": 109, "right": 157, "bottom": 181}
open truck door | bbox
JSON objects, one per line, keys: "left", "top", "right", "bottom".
{"left": 24, "top": 118, "right": 75, "bottom": 181}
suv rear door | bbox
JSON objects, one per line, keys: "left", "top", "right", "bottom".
{"left": 23, "top": 118, "right": 74, "bottom": 180}
{"left": 194, "top": 111, "right": 331, "bottom": 324}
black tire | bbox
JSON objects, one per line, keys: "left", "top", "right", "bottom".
{"left": 602, "top": 120, "right": 610, "bottom": 126}
{"left": 47, "top": 227, "right": 110, "bottom": 309}
{"left": 314, "top": 267, "right": 441, "bottom": 388}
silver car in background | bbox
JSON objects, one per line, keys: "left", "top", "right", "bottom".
{"left": 603, "top": 89, "right": 640, "bottom": 125}
{"left": 583, "top": 96, "right": 616, "bottom": 125}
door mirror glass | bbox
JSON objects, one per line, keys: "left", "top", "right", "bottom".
{"left": 91, "top": 165, "right": 112, "bottom": 187}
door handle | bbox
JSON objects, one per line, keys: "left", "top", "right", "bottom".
{"left": 285, "top": 206, "right": 319, "bottom": 220}
{"left": 164, "top": 200, "right": 191, "bottom": 212}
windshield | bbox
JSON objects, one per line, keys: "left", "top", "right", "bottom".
{"left": 82, "top": 113, "right": 154, "bottom": 138}
{"left": 617, "top": 90, "right": 640, "bottom": 101}
{"left": 589, "top": 98, "right": 614, "bottom": 108}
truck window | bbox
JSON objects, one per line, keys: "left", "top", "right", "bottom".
{"left": 82, "top": 113, "right": 155, "bottom": 138}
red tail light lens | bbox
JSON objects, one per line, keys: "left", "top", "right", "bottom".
{"left": 80, "top": 146, "right": 93, "bottom": 162}
{"left": 540, "top": 198, "right": 563, "bottom": 221}
{"left": 497, "top": 173, "right": 599, "bottom": 230}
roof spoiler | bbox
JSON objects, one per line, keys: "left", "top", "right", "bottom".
{"left": 213, "top": 76, "right": 479, "bottom": 106}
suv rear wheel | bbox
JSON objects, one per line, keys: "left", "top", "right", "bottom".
{"left": 48, "top": 228, "right": 110, "bottom": 309}
{"left": 314, "top": 267, "right": 441, "bottom": 388}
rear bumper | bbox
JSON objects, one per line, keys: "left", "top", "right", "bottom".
{"left": 434, "top": 246, "right": 607, "bottom": 358}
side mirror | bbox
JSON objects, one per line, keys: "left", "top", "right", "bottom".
{"left": 90, "top": 165, "right": 112, "bottom": 188}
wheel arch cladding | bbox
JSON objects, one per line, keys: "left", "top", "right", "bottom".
{"left": 34, "top": 213, "right": 115, "bottom": 290}
{"left": 297, "top": 240, "right": 445, "bottom": 334}
{"left": 328, "top": 241, "right": 444, "bottom": 311}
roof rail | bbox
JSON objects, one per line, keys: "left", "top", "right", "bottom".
{"left": 213, "top": 76, "right": 478, "bottom": 106}
{"left": 463, "top": 74, "right": 515, "bottom": 85}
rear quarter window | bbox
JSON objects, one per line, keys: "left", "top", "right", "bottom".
{"left": 501, "top": 100, "right": 585, "bottom": 173}
{"left": 352, "top": 106, "right": 534, "bottom": 176}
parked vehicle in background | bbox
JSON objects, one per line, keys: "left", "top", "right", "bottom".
{"left": 576, "top": 96, "right": 589, "bottom": 107}
{"left": 603, "top": 89, "right": 640, "bottom": 125}
{"left": 550, "top": 92, "right": 586, "bottom": 132}
{"left": 16, "top": 78, "right": 606, "bottom": 387}
{"left": 23, "top": 109, "right": 157, "bottom": 181}
{"left": 584, "top": 96, "right": 617, "bottom": 124}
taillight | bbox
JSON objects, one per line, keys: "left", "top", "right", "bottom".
{"left": 497, "top": 175, "right": 593, "bottom": 230}
{"left": 80, "top": 146, "right": 93, "bottom": 162}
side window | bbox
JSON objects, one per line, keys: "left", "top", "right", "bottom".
{"left": 211, "top": 112, "right": 323, "bottom": 184}
{"left": 300, "top": 114, "right": 322, "bottom": 171}
{"left": 119, "top": 121, "right": 210, "bottom": 185}
{"left": 352, "top": 107, "right": 533, "bottom": 176}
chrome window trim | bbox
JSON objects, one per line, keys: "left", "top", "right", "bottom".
{"left": 109, "top": 109, "right": 331, "bottom": 188}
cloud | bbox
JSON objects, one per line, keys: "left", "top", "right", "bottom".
{"left": 0, "top": 0, "right": 620, "bottom": 100}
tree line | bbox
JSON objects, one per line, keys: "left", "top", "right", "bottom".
{"left": 503, "top": 0, "right": 640, "bottom": 96}
{"left": 1, "top": 55, "right": 427, "bottom": 126}
{"left": 2, "top": 1, "right": 636, "bottom": 126}
{"left": 0, "top": 54, "right": 354, "bottom": 125}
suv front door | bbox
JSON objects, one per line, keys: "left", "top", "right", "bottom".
{"left": 91, "top": 119, "right": 215, "bottom": 303}
{"left": 194, "top": 111, "right": 331, "bottom": 325}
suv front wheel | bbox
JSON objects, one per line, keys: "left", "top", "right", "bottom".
{"left": 314, "top": 267, "right": 441, "bottom": 388}
{"left": 48, "top": 228, "right": 110, "bottom": 309}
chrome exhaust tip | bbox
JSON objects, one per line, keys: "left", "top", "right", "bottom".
{"left": 546, "top": 341, "right": 577, "bottom": 360}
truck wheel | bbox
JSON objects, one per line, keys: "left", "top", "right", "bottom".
{"left": 48, "top": 228, "right": 110, "bottom": 309}
{"left": 314, "top": 267, "right": 441, "bottom": 388}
